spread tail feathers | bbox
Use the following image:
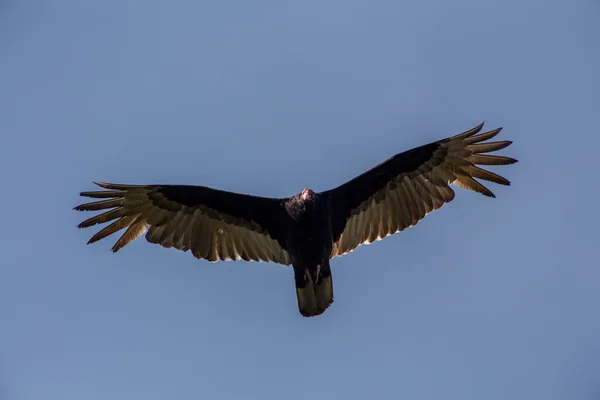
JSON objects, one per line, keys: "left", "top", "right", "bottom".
{"left": 295, "top": 267, "right": 334, "bottom": 317}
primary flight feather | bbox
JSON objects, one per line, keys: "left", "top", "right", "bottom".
{"left": 75, "top": 123, "right": 517, "bottom": 317}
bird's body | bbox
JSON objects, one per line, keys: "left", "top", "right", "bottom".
{"left": 284, "top": 190, "right": 335, "bottom": 316}
{"left": 75, "top": 123, "right": 517, "bottom": 317}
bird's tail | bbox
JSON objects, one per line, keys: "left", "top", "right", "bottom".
{"left": 294, "top": 264, "right": 334, "bottom": 317}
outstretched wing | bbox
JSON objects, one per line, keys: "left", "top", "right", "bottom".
{"left": 75, "top": 183, "right": 292, "bottom": 265}
{"left": 325, "top": 123, "right": 517, "bottom": 258}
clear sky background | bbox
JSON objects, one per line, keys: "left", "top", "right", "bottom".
{"left": 1, "top": 1, "right": 599, "bottom": 399}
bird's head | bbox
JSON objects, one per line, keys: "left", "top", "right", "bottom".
{"left": 300, "top": 188, "right": 315, "bottom": 203}
{"left": 285, "top": 189, "right": 319, "bottom": 220}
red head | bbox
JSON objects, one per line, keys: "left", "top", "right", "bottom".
{"left": 300, "top": 188, "right": 315, "bottom": 202}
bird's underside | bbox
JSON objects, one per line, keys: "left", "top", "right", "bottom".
{"left": 75, "top": 122, "right": 517, "bottom": 317}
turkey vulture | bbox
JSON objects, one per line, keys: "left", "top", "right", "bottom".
{"left": 75, "top": 123, "right": 517, "bottom": 317}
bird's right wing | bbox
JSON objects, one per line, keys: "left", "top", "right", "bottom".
{"left": 325, "top": 123, "right": 517, "bottom": 258}
{"left": 75, "top": 183, "right": 292, "bottom": 265}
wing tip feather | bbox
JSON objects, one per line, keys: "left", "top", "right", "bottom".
{"left": 499, "top": 156, "right": 518, "bottom": 165}
{"left": 449, "top": 122, "right": 486, "bottom": 140}
{"left": 93, "top": 181, "right": 112, "bottom": 189}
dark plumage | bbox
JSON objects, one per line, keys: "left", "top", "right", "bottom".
{"left": 75, "top": 123, "right": 517, "bottom": 317}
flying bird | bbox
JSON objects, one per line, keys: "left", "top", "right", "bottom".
{"left": 75, "top": 123, "right": 517, "bottom": 317}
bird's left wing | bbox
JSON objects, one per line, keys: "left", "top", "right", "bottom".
{"left": 75, "top": 182, "right": 292, "bottom": 265}
{"left": 324, "top": 123, "right": 517, "bottom": 258}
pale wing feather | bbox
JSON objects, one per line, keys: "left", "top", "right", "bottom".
{"left": 75, "top": 183, "right": 291, "bottom": 265}
{"left": 331, "top": 124, "right": 516, "bottom": 258}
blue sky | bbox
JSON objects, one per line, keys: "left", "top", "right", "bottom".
{"left": 1, "top": 1, "right": 599, "bottom": 399}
